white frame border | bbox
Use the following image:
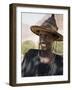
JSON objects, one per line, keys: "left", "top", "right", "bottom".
{"left": 16, "top": 6, "right": 69, "bottom": 84}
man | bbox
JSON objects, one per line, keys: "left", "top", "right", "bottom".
{"left": 21, "top": 14, "right": 63, "bottom": 77}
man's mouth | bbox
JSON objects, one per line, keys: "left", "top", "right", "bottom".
{"left": 41, "top": 43, "right": 46, "bottom": 47}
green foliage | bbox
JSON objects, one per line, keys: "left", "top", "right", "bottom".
{"left": 21, "top": 40, "right": 36, "bottom": 54}
{"left": 52, "top": 41, "right": 63, "bottom": 55}
{"left": 21, "top": 40, "right": 63, "bottom": 55}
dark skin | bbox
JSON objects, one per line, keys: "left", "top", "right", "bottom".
{"left": 39, "top": 31, "right": 54, "bottom": 51}
{"left": 39, "top": 31, "right": 57, "bottom": 64}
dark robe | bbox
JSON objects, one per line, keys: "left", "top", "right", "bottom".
{"left": 21, "top": 49, "right": 63, "bottom": 77}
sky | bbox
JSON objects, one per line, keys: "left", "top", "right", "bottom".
{"left": 21, "top": 13, "right": 63, "bottom": 46}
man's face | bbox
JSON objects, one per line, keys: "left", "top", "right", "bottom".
{"left": 40, "top": 31, "right": 54, "bottom": 50}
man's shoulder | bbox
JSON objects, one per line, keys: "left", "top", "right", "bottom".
{"left": 25, "top": 49, "right": 39, "bottom": 56}
{"left": 24, "top": 49, "right": 39, "bottom": 59}
{"left": 54, "top": 54, "right": 63, "bottom": 59}
{"left": 26, "top": 49, "right": 63, "bottom": 58}
{"left": 54, "top": 53, "right": 63, "bottom": 64}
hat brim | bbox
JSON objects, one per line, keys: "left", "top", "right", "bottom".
{"left": 31, "top": 26, "right": 63, "bottom": 41}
